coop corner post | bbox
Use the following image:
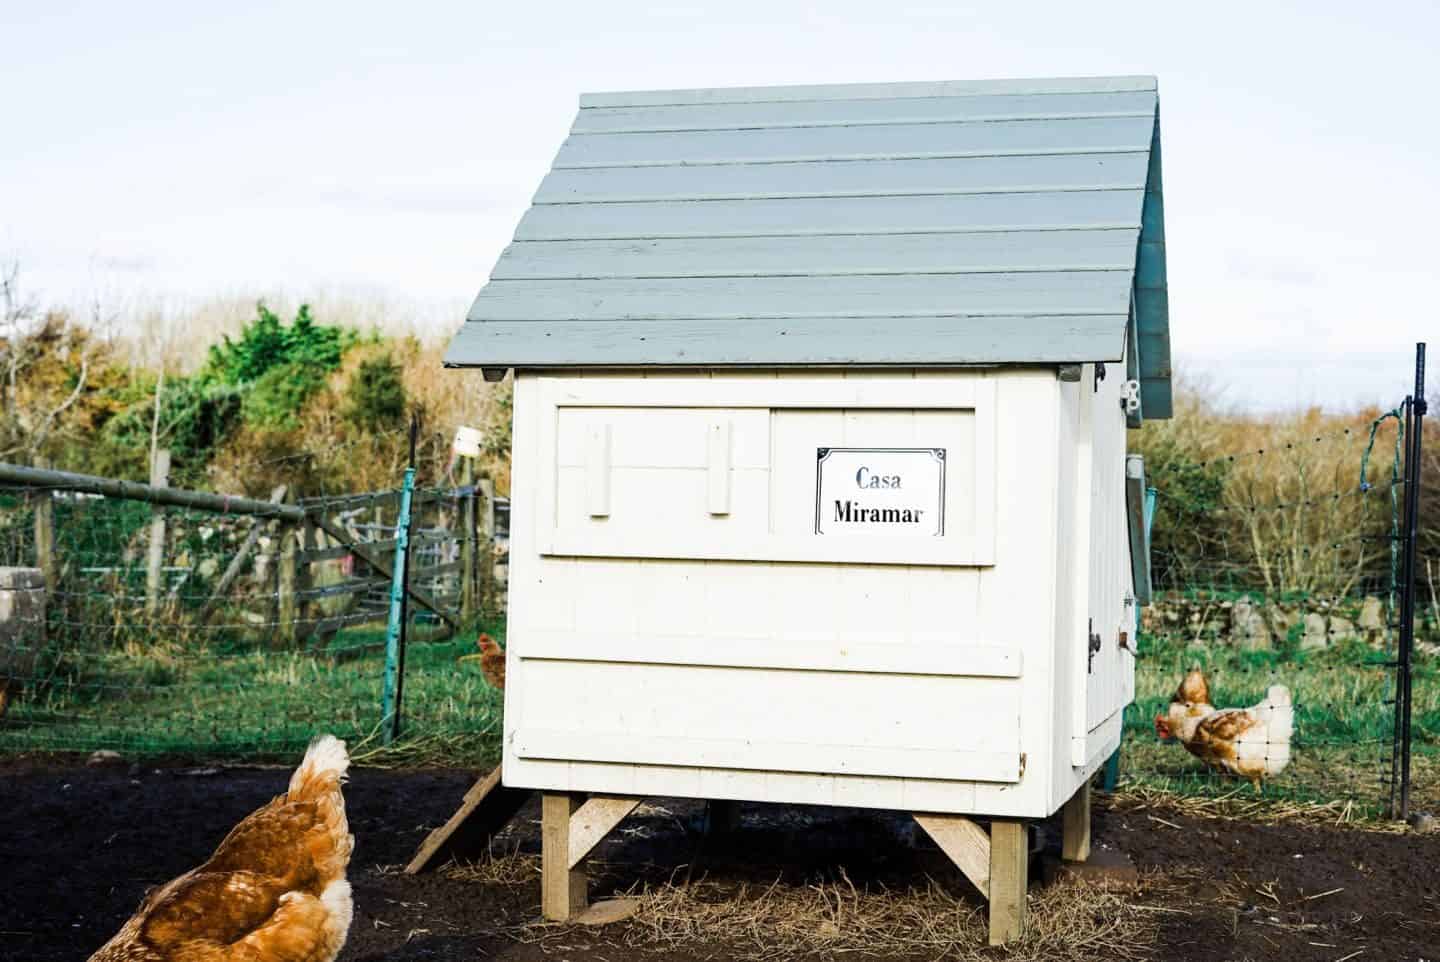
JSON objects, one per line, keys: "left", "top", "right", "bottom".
{"left": 988, "top": 820, "right": 1028, "bottom": 945}
{"left": 1062, "top": 781, "right": 1092, "bottom": 862}
{"left": 541, "top": 792, "right": 587, "bottom": 920}
{"left": 380, "top": 465, "right": 416, "bottom": 744}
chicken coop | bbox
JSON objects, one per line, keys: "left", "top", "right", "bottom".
{"left": 443, "top": 74, "right": 1170, "bottom": 943}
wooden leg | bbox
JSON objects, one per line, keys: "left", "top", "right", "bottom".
{"left": 987, "top": 820, "right": 1028, "bottom": 946}
{"left": 1062, "top": 782, "right": 1092, "bottom": 863}
{"left": 541, "top": 793, "right": 587, "bottom": 920}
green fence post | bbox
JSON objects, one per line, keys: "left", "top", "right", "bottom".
{"left": 380, "top": 467, "right": 417, "bottom": 744}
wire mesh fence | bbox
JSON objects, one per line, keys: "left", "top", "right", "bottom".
{"left": 1118, "top": 400, "right": 1435, "bottom": 817}
{"left": 0, "top": 466, "right": 508, "bottom": 762}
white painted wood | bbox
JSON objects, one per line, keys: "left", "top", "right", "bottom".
{"left": 534, "top": 153, "right": 1151, "bottom": 204}
{"left": 579, "top": 77, "right": 1156, "bottom": 109}
{"left": 520, "top": 632, "right": 1022, "bottom": 677}
{"left": 503, "top": 367, "right": 1134, "bottom": 820}
{"left": 554, "top": 117, "right": 1157, "bottom": 169}
{"left": 707, "top": 419, "right": 731, "bottom": 515}
{"left": 567, "top": 796, "right": 641, "bottom": 869}
{"left": 492, "top": 229, "right": 1141, "bottom": 281}
{"left": 512, "top": 190, "right": 1146, "bottom": 241}
{"left": 515, "top": 729, "right": 1022, "bottom": 784}
{"left": 585, "top": 424, "right": 611, "bottom": 517}
{"left": 913, "top": 814, "right": 991, "bottom": 898}
{"left": 571, "top": 92, "right": 1158, "bottom": 134}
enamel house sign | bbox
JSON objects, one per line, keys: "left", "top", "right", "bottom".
{"left": 815, "top": 448, "right": 946, "bottom": 537}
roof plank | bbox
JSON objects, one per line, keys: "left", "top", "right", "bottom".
{"left": 514, "top": 189, "right": 1146, "bottom": 240}
{"left": 534, "top": 152, "right": 1149, "bottom": 204}
{"left": 555, "top": 115, "right": 1156, "bottom": 168}
{"left": 444, "top": 315, "right": 1129, "bottom": 368}
{"left": 467, "top": 272, "right": 1135, "bottom": 322}
{"left": 579, "top": 76, "right": 1157, "bottom": 108}
{"left": 490, "top": 229, "right": 1141, "bottom": 280}
{"left": 572, "top": 91, "right": 1157, "bottom": 133}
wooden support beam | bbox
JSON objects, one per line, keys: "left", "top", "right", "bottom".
{"left": 404, "top": 766, "right": 532, "bottom": 874}
{"left": 1062, "top": 782, "right": 1092, "bottom": 863}
{"left": 913, "top": 813, "right": 990, "bottom": 900}
{"left": 988, "top": 820, "right": 1028, "bottom": 946}
{"left": 542, "top": 793, "right": 588, "bottom": 921}
{"left": 567, "top": 796, "right": 640, "bottom": 869}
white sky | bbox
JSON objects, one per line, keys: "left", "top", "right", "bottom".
{"left": 4, "top": 0, "right": 1436, "bottom": 411}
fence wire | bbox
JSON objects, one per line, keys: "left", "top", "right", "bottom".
{"left": 0, "top": 477, "right": 507, "bottom": 761}
{"left": 1119, "top": 406, "right": 1435, "bottom": 816}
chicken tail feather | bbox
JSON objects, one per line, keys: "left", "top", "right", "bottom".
{"left": 288, "top": 734, "right": 350, "bottom": 802}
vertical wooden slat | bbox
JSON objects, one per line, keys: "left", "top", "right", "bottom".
{"left": 32, "top": 457, "right": 55, "bottom": 588}
{"left": 706, "top": 419, "right": 731, "bottom": 515}
{"left": 541, "top": 792, "right": 587, "bottom": 920}
{"left": 586, "top": 424, "right": 612, "bottom": 517}
{"left": 1062, "top": 782, "right": 1092, "bottom": 862}
{"left": 988, "top": 820, "right": 1028, "bottom": 945}
{"left": 145, "top": 448, "right": 171, "bottom": 617}
{"left": 459, "top": 458, "right": 478, "bottom": 624}
{"left": 278, "top": 524, "right": 299, "bottom": 647}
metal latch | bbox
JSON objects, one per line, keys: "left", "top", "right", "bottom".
{"left": 1087, "top": 617, "right": 1102, "bottom": 672}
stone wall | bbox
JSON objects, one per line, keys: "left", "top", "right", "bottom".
{"left": 1140, "top": 592, "right": 1392, "bottom": 651}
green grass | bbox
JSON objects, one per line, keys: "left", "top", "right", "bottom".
{"left": 0, "top": 621, "right": 505, "bottom": 766}
{"left": 3, "top": 621, "right": 1434, "bottom": 816}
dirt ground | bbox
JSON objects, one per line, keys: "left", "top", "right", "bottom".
{"left": 2, "top": 759, "right": 1437, "bottom": 961}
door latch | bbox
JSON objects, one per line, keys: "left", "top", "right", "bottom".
{"left": 1087, "top": 617, "right": 1102, "bottom": 672}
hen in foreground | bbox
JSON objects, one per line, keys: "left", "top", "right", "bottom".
{"left": 88, "top": 735, "right": 354, "bottom": 962}
{"left": 1156, "top": 669, "right": 1293, "bottom": 790}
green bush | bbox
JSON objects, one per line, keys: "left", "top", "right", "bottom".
{"left": 243, "top": 362, "right": 327, "bottom": 428}
{"left": 344, "top": 354, "right": 407, "bottom": 430}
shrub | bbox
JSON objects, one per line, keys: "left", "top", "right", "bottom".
{"left": 344, "top": 353, "right": 407, "bottom": 430}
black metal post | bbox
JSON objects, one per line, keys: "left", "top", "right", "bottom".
{"left": 393, "top": 414, "right": 420, "bottom": 739}
{"left": 1397, "top": 343, "right": 1426, "bottom": 819}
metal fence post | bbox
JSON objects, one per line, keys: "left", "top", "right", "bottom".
{"left": 381, "top": 467, "right": 416, "bottom": 744}
{"left": 1396, "top": 342, "right": 1426, "bottom": 819}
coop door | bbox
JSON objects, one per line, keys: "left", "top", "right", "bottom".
{"left": 1082, "top": 372, "right": 1135, "bottom": 741}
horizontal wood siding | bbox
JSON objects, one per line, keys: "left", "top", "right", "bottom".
{"left": 503, "top": 370, "right": 1064, "bottom": 818}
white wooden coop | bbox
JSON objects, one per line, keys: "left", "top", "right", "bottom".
{"left": 443, "top": 74, "right": 1169, "bottom": 943}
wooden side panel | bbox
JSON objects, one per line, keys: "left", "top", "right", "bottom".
{"left": 504, "top": 369, "right": 1063, "bottom": 817}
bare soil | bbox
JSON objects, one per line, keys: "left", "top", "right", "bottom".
{"left": 1, "top": 757, "right": 1436, "bottom": 961}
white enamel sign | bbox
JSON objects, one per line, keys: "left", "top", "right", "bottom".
{"left": 815, "top": 447, "right": 946, "bottom": 537}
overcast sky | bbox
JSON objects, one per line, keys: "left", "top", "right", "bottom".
{"left": 4, "top": 0, "right": 1435, "bottom": 411}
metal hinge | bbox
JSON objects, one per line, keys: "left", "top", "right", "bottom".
{"left": 1119, "top": 379, "right": 1141, "bottom": 415}
{"left": 1087, "top": 617, "right": 1102, "bottom": 672}
{"left": 1094, "top": 362, "right": 1107, "bottom": 392}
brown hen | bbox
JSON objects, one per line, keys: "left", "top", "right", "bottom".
{"left": 458, "top": 632, "right": 506, "bottom": 691}
{"left": 88, "top": 735, "right": 354, "bottom": 962}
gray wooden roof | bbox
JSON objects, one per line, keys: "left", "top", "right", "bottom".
{"left": 446, "top": 75, "right": 1172, "bottom": 417}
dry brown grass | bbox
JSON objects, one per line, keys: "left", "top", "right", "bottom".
{"left": 531, "top": 871, "right": 1159, "bottom": 961}
{"left": 1106, "top": 785, "right": 1410, "bottom": 833}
